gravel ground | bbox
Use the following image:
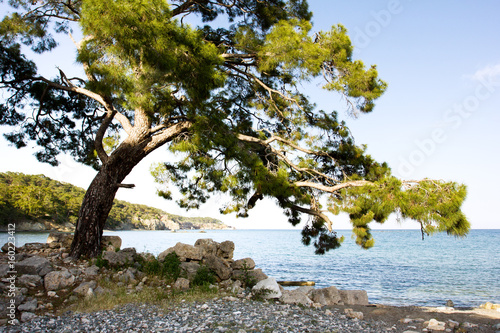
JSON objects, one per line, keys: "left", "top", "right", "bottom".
{"left": 1, "top": 298, "right": 396, "bottom": 333}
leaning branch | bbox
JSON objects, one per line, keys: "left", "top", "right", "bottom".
{"left": 33, "top": 76, "right": 133, "bottom": 134}
{"left": 279, "top": 198, "right": 335, "bottom": 232}
{"left": 294, "top": 180, "right": 371, "bottom": 193}
{"left": 237, "top": 133, "right": 331, "bottom": 159}
{"left": 144, "top": 121, "right": 193, "bottom": 154}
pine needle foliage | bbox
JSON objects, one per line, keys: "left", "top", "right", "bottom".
{"left": 0, "top": 0, "right": 469, "bottom": 256}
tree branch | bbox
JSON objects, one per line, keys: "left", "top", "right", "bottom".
{"left": 294, "top": 180, "right": 371, "bottom": 193}
{"left": 32, "top": 76, "right": 133, "bottom": 134}
{"left": 144, "top": 121, "right": 192, "bottom": 154}
{"left": 237, "top": 133, "right": 331, "bottom": 158}
{"left": 279, "top": 198, "right": 335, "bottom": 232}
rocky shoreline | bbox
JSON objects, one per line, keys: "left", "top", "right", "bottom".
{"left": 1, "top": 234, "right": 499, "bottom": 332}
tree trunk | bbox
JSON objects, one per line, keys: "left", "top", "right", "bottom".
{"left": 69, "top": 143, "right": 147, "bottom": 258}
{"left": 69, "top": 121, "right": 191, "bottom": 258}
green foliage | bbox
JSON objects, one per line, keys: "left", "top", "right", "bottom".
{"left": 94, "top": 255, "right": 110, "bottom": 269}
{"left": 0, "top": 0, "right": 469, "bottom": 256}
{"left": 330, "top": 177, "right": 470, "bottom": 249}
{"left": 238, "top": 262, "right": 257, "bottom": 289}
{"left": 251, "top": 288, "right": 275, "bottom": 301}
{"left": 0, "top": 172, "right": 224, "bottom": 228}
{"left": 191, "top": 265, "right": 216, "bottom": 287}
{"left": 142, "top": 252, "right": 181, "bottom": 282}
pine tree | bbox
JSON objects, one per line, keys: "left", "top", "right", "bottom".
{"left": 0, "top": 0, "right": 469, "bottom": 257}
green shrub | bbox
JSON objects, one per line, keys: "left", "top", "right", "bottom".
{"left": 94, "top": 255, "right": 109, "bottom": 269}
{"left": 192, "top": 265, "right": 216, "bottom": 287}
{"left": 142, "top": 252, "right": 181, "bottom": 282}
{"left": 239, "top": 262, "right": 257, "bottom": 288}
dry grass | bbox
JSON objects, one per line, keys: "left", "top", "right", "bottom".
{"left": 68, "top": 278, "right": 221, "bottom": 314}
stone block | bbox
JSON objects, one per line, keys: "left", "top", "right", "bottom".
{"left": 232, "top": 258, "right": 256, "bottom": 270}
{"left": 203, "top": 254, "right": 231, "bottom": 281}
{"left": 310, "top": 286, "right": 343, "bottom": 306}
{"left": 339, "top": 290, "right": 369, "bottom": 305}
{"left": 16, "top": 256, "right": 53, "bottom": 277}
{"left": 252, "top": 277, "right": 282, "bottom": 299}
{"left": 44, "top": 269, "right": 75, "bottom": 291}
{"left": 195, "top": 239, "right": 219, "bottom": 258}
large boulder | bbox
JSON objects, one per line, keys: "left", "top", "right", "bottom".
{"left": 73, "top": 281, "right": 97, "bottom": 297}
{"left": 310, "top": 286, "right": 343, "bottom": 306}
{"left": 18, "top": 299, "right": 38, "bottom": 312}
{"left": 232, "top": 268, "right": 268, "bottom": 283}
{"left": 102, "top": 248, "right": 136, "bottom": 267}
{"left": 202, "top": 254, "right": 231, "bottom": 281}
{"left": 217, "top": 241, "right": 234, "bottom": 259}
{"left": 252, "top": 277, "right": 282, "bottom": 299}
{"left": 232, "top": 258, "right": 256, "bottom": 270}
{"left": 173, "top": 277, "right": 190, "bottom": 290}
{"left": 280, "top": 289, "right": 313, "bottom": 306}
{"left": 46, "top": 233, "right": 73, "bottom": 248}
{"left": 180, "top": 261, "right": 201, "bottom": 281}
{"left": 102, "top": 236, "right": 122, "bottom": 251}
{"left": 194, "top": 239, "right": 219, "bottom": 258}
{"left": 16, "top": 256, "right": 53, "bottom": 277}
{"left": 339, "top": 290, "right": 369, "bottom": 305}
{"left": 159, "top": 243, "right": 202, "bottom": 262}
{"left": 18, "top": 274, "right": 42, "bottom": 288}
{"left": 44, "top": 269, "right": 75, "bottom": 291}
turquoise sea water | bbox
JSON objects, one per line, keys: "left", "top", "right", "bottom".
{"left": 1, "top": 229, "right": 499, "bottom": 307}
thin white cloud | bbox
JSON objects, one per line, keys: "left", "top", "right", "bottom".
{"left": 471, "top": 63, "right": 500, "bottom": 81}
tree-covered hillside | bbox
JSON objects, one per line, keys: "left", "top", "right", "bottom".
{"left": 0, "top": 172, "right": 226, "bottom": 230}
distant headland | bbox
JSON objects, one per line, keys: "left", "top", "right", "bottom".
{"left": 0, "top": 172, "right": 233, "bottom": 232}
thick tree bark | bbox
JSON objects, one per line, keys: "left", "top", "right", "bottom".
{"left": 69, "top": 147, "right": 144, "bottom": 258}
{"left": 69, "top": 165, "right": 121, "bottom": 258}
{"left": 69, "top": 122, "right": 192, "bottom": 258}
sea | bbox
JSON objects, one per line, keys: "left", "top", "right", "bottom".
{"left": 1, "top": 229, "right": 499, "bottom": 308}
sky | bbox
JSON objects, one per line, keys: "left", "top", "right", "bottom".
{"left": 1, "top": 1, "right": 499, "bottom": 230}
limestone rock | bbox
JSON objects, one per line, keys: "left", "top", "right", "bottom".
{"left": 18, "top": 298, "right": 38, "bottom": 312}
{"left": 1, "top": 242, "right": 16, "bottom": 253}
{"left": 344, "top": 308, "right": 364, "bottom": 320}
{"left": 102, "top": 248, "right": 136, "bottom": 267}
{"left": 44, "top": 269, "right": 75, "bottom": 291}
{"left": 232, "top": 258, "right": 256, "bottom": 270}
{"left": 16, "top": 256, "right": 53, "bottom": 277}
{"left": 203, "top": 254, "right": 231, "bottom": 281}
{"left": 426, "top": 319, "right": 446, "bottom": 331}
{"left": 84, "top": 265, "right": 100, "bottom": 277}
{"left": 118, "top": 268, "right": 137, "bottom": 284}
{"left": 232, "top": 268, "right": 268, "bottom": 283}
{"left": 252, "top": 277, "right": 282, "bottom": 299}
{"left": 73, "top": 281, "right": 97, "bottom": 297}
{"left": 18, "top": 274, "right": 42, "bottom": 288}
{"left": 295, "top": 286, "right": 314, "bottom": 295}
{"left": 21, "top": 243, "right": 46, "bottom": 252}
{"left": 102, "top": 236, "right": 122, "bottom": 251}
{"left": 20, "top": 312, "right": 37, "bottom": 322}
{"left": 46, "top": 232, "right": 73, "bottom": 248}
{"left": 159, "top": 243, "right": 202, "bottom": 262}
{"left": 339, "top": 290, "right": 369, "bottom": 305}
{"left": 280, "top": 289, "right": 313, "bottom": 306}
{"left": 310, "top": 286, "right": 343, "bottom": 306}
{"left": 180, "top": 261, "right": 201, "bottom": 281}
{"left": 173, "top": 277, "right": 190, "bottom": 290}
{"left": 195, "top": 239, "right": 219, "bottom": 258}
{"left": 218, "top": 241, "right": 234, "bottom": 259}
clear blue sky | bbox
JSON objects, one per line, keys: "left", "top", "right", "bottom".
{"left": 1, "top": 1, "right": 499, "bottom": 230}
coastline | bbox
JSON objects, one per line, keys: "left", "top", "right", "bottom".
{"left": 1, "top": 235, "right": 499, "bottom": 332}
